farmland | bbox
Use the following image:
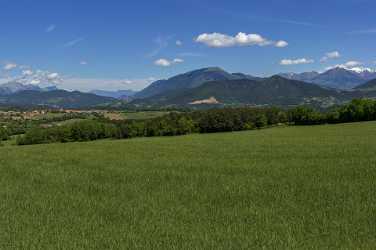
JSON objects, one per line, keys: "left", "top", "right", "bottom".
{"left": 0, "top": 122, "right": 375, "bottom": 249}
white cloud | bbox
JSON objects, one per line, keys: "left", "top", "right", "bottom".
{"left": 80, "top": 61, "right": 88, "bottom": 65}
{"left": 154, "top": 58, "right": 171, "bottom": 67}
{"left": 22, "top": 70, "right": 33, "bottom": 76}
{"left": 3, "top": 63, "right": 17, "bottom": 71}
{"left": 154, "top": 58, "right": 184, "bottom": 67}
{"left": 176, "top": 40, "right": 183, "bottom": 46}
{"left": 46, "top": 24, "right": 56, "bottom": 33}
{"left": 64, "top": 37, "right": 85, "bottom": 47}
{"left": 343, "top": 61, "right": 362, "bottom": 67}
{"left": 280, "top": 58, "right": 314, "bottom": 65}
{"left": 195, "top": 32, "right": 287, "bottom": 48}
{"left": 173, "top": 58, "right": 184, "bottom": 63}
{"left": 321, "top": 51, "right": 341, "bottom": 62}
{"left": 47, "top": 73, "right": 60, "bottom": 81}
{"left": 325, "top": 61, "right": 375, "bottom": 73}
{"left": 326, "top": 61, "right": 362, "bottom": 70}
{"left": 30, "top": 79, "right": 41, "bottom": 85}
{"left": 13, "top": 68, "right": 63, "bottom": 86}
{"left": 275, "top": 40, "right": 288, "bottom": 48}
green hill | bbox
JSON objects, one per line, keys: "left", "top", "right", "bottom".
{"left": 0, "top": 90, "right": 115, "bottom": 109}
{"left": 135, "top": 67, "right": 254, "bottom": 99}
{"left": 1, "top": 122, "right": 376, "bottom": 248}
{"left": 134, "top": 76, "right": 344, "bottom": 107}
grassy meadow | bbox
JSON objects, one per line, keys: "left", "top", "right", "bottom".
{"left": 0, "top": 122, "right": 376, "bottom": 249}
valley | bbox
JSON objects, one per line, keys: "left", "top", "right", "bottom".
{"left": 3, "top": 1, "right": 375, "bottom": 249}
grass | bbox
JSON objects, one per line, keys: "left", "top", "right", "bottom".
{"left": 0, "top": 122, "right": 376, "bottom": 249}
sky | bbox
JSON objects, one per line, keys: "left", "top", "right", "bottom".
{"left": 0, "top": 0, "right": 375, "bottom": 91}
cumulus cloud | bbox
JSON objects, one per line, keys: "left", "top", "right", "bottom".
{"left": 176, "top": 40, "right": 183, "bottom": 46}
{"left": 342, "top": 61, "right": 362, "bottom": 67}
{"left": 275, "top": 40, "right": 288, "bottom": 48}
{"left": 280, "top": 58, "right": 314, "bottom": 65}
{"left": 321, "top": 51, "right": 341, "bottom": 62}
{"left": 80, "top": 61, "right": 88, "bottom": 65}
{"left": 6, "top": 66, "right": 63, "bottom": 86}
{"left": 3, "top": 63, "right": 17, "bottom": 71}
{"left": 46, "top": 24, "right": 56, "bottom": 33}
{"left": 47, "top": 72, "right": 60, "bottom": 81}
{"left": 20, "top": 70, "right": 63, "bottom": 85}
{"left": 195, "top": 32, "right": 287, "bottom": 48}
{"left": 30, "top": 79, "right": 41, "bottom": 85}
{"left": 154, "top": 59, "right": 171, "bottom": 67}
{"left": 22, "top": 70, "right": 33, "bottom": 76}
{"left": 154, "top": 58, "right": 184, "bottom": 67}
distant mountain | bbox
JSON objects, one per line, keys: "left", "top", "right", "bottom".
{"left": 0, "top": 81, "right": 42, "bottom": 95}
{"left": 135, "top": 67, "right": 256, "bottom": 99}
{"left": 0, "top": 81, "right": 62, "bottom": 96}
{"left": 279, "top": 71, "right": 319, "bottom": 82}
{"left": 90, "top": 89, "right": 137, "bottom": 99}
{"left": 43, "top": 86, "right": 59, "bottom": 92}
{"left": 132, "top": 76, "right": 344, "bottom": 107}
{"left": 311, "top": 67, "right": 365, "bottom": 89}
{"left": 231, "top": 73, "right": 263, "bottom": 81}
{"left": 357, "top": 70, "right": 376, "bottom": 81}
{"left": 354, "top": 79, "right": 376, "bottom": 91}
{"left": 280, "top": 67, "right": 376, "bottom": 90}
{"left": 0, "top": 90, "right": 115, "bottom": 109}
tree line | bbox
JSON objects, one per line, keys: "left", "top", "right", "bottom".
{"left": 289, "top": 99, "right": 376, "bottom": 125}
{"left": 15, "top": 99, "right": 376, "bottom": 146}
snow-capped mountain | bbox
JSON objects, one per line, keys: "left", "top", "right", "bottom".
{"left": 280, "top": 67, "right": 376, "bottom": 89}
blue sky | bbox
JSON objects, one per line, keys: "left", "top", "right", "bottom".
{"left": 0, "top": 0, "right": 375, "bottom": 91}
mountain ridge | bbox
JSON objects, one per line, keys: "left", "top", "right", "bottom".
{"left": 354, "top": 79, "right": 376, "bottom": 90}
{"left": 280, "top": 67, "right": 376, "bottom": 89}
{"left": 135, "top": 67, "right": 256, "bottom": 99}
{"left": 90, "top": 89, "right": 137, "bottom": 99}
{"left": 132, "top": 75, "right": 345, "bottom": 107}
{"left": 0, "top": 90, "right": 115, "bottom": 109}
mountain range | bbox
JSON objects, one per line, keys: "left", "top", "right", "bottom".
{"left": 1, "top": 66, "right": 376, "bottom": 109}
{"left": 90, "top": 89, "right": 137, "bottom": 99}
{"left": 135, "top": 67, "right": 258, "bottom": 99}
{"left": 131, "top": 67, "right": 376, "bottom": 108}
{"left": 355, "top": 79, "right": 376, "bottom": 91}
{"left": 0, "top": 81, "right": 42, "bottom": 95}
{"left": 133, "top": 75, "right": 346, "bottom": 107}
{"left": 0, "top": 90, "right": 115, "bottom": 109}
{"left": 279, "top": 67, "right": 376, "bottom": 89}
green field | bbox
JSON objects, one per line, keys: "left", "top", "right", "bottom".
{"left": 1, "top": 122, "right": 376, "bottom": 249}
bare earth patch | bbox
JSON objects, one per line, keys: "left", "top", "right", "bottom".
{"left": 189, "top": 97, "right": 219, "bottom": 105}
